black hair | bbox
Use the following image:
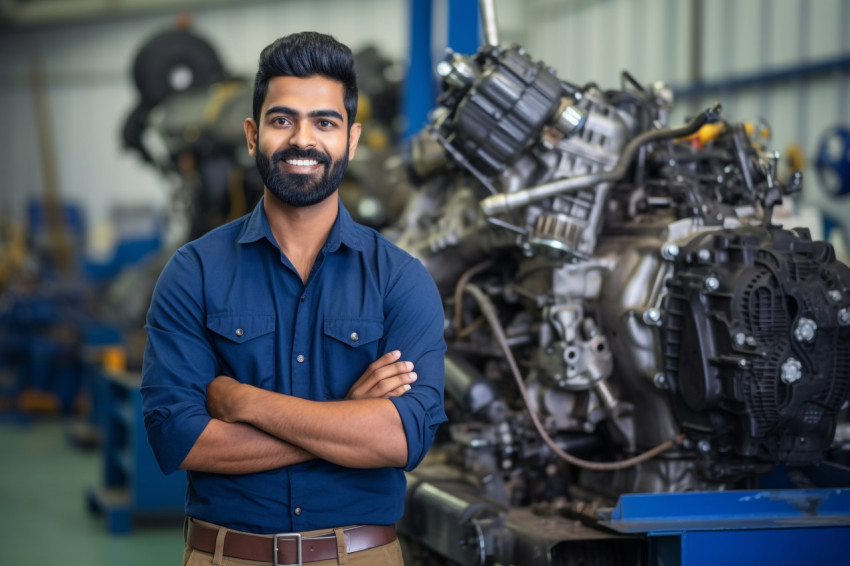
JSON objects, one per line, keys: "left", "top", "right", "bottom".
{"left": 252, "top": 32, "right": 358, "bottom": 129}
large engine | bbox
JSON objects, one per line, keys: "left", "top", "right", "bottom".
{"left": 391, "top": 32, "right": 850, "bottom": 566}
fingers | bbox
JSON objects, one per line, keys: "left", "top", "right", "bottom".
{"left": 347, "top": 351, "right": 418, "bottom": 400}
{"left": 375, "top": 371, "right": 418, "bottom": 398}
{"left": 366, "top": 350, "right": 402, "bottom": 372}
{"left": 350, "top": 364, "right": 416, "bottom": 395}
{"left": 361, "top": 361, "right": 414, "bottom": 393}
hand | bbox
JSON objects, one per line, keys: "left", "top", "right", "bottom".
{"left": 206, "top": 375, "right": 248, "bottom": 422}
{"left": 346, "top": 350, "right": 417, "bottom": 400}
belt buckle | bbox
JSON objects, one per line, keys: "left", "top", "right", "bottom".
{"left": 273, "top": 532, "right": 302, "bottom": 566}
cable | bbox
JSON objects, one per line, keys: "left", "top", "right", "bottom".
{"left": 462, "top": 283, "right": 684, "bottom": 471}
{"left": 453, "top": 260, "right": 495, "bottom": 336}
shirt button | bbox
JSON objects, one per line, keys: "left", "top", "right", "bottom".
{"left": 296, "top": 354, "right": 305, "bottom": 363}
{"left": 235, "top": 328, "right": 244, "bottom": 337}
{"left": 294, "top": 507, "right": 302, "bottom": 516}
{"left": 350, "top": 332, "right": 359, "bottom": 342}
{"left": 300, "top": 295, "right": 306, "bottom": 302}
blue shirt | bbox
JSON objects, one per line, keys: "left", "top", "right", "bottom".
{"left": 141, "top": 198, "right": 446, "bottom": 533}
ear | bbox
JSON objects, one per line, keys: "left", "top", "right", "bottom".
{"left": 347, "top": 122, "right": 362, "bottom": 161}
{"left": 244, "top": 118, "right": 259, "bottom": 156}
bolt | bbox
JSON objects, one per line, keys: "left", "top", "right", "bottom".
{"left": 793, "top": 317, "right": 817, "bottom": 342}
{"left": 734, "top": 332, "right": 746, "bottom": 346}
{"left": 705, "top": 275, "right": 720, "bottom": 291}
{"left": 435, "top": 61, "right": 452, "bottom": 77}
{"left": 839, "top": 308, "right": 850, "bottom": 326}
{"left": 643, "top": 308, "right": 663, "bottom": 326}
{"left": 698, "top": 249, "right": 712, "bottom": 262}
{"left": 697, "top": 440, "right": 711, "bottom": 453}
{"left": 653, "top": 373, "right": 669, "bottom": 389}
{"left": 828, "top": 290, "right": 842, "bottom": 303}
{"left": 781, "top": 357, "right": 802, "bottom": 384}
{"left": 661, "top": 243, "right": 680, "bottom": 260}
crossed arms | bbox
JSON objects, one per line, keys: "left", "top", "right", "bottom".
{"left": 179, "top": 350, "right": 418, "bottom": 474}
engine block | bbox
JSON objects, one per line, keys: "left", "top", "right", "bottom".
{"left": 391, "top": 37, "right": 850, "bottom": 566}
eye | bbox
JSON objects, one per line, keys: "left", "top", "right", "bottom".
{"left": 271, "top": 116, "right": 291, "bottom": 127}
{"left": 317, "top": 119, "right": 335, "bottom": 129}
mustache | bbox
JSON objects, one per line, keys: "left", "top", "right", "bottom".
{"left": 272, "top": 147, "right": 330, "bottom": 164}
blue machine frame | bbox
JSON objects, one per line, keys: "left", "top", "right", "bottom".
{"left": 600, "top": 486, "right": 850, "bottom": 565}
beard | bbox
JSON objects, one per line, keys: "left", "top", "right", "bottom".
{"left": 255, "top": 145, "right": 350, "bottom": 207}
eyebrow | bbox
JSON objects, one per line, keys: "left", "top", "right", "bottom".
{"left": 265, "top": 105, "right": 344, "bottom": 122}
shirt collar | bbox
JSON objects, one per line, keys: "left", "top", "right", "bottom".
{"left": 237, "top": 196, "right": 364, "bottom": 253}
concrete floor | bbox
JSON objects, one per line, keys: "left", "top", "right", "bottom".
{"left": 0, "top": 417, "right": 184, "bottom": 565}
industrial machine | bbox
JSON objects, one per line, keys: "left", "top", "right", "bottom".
{"left": 123, "top": 23, "right": 408, "bottom": 238}
{"left": 391, "top": 3, "right": 850, "bottom": 564}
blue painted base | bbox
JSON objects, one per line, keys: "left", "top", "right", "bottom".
{"left": 601, "top": 487, "right": 850, "bottom": 566}
{"left": 86, "top": 370, "right": 186, "bottom": 533}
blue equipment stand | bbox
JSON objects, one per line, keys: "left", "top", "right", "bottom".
{"left": 600, "top": 487, "right": 850, "bottom": 566}
{"left": 86, "top": 369, "right": 186, "bottom": 533}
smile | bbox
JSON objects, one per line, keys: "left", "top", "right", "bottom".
{"left": 285, "top": 159, "right": 321, "bottom": 167}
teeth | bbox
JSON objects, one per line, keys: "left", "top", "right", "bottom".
{"left": 286, "top": 159, "right": 319, "bottom": 166}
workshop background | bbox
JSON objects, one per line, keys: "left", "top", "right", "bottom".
{"left": 1, "top": 0, "right": 849, "bottom": 565}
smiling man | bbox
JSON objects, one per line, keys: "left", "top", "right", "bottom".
{"left": 140, "top": 32, "right": 446, "bottom": 566}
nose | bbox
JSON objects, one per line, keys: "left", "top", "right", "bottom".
{"left": 289, "top": 121, "right": 315, "bottom": 148}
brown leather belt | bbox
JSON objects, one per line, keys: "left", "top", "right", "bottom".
{"left": 186, "top": 521, "right": 396, "bottom": 565}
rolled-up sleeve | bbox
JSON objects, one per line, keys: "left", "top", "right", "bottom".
{"left": 384, "top": 258, "right": 447, "bottom": 471}
{"left": 141, "top": 248, "right": 215, "bottom": 474}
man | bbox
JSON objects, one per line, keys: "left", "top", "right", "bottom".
{"left": 141, "top": 32, "right": 446, "bottom": 566}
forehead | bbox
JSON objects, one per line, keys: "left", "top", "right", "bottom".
{"left": 262, "top": 75, "right": 347, "bottom": 117}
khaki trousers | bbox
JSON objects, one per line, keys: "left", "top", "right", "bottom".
{"left": 182, "top": 518, "right": 404, "bottom": 566}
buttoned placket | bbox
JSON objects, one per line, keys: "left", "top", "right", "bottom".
{"left": 286, "top": 250, "right": 327, "bottom": 529}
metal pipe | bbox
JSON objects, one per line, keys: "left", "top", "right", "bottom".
{"left": 479, "top": 0, "right": 499, "bottom": 47}
{"left": 479, "top": 104, "right": 722, "bottom": 216}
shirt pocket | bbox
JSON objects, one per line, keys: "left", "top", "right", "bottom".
{"left": 322, "top": 316, "right": 383, "bottom": 398}
{"left": 206, "top": 312, "right": 275, "bottom": 386}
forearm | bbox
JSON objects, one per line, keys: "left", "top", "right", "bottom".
{"left": 179, "top": 418, "right": 314, "bottom": 474}
{"left": 237, "top": 388, "right": 407, "bottom": 468}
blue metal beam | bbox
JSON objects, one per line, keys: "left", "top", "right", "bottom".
{"left": 447, "top": 0, "right": 480, "bottom": 56}
{"left": 673, "top": 54, "right": 850, "bottom": 99}
{"left": 403, "top": 0, "right": 436, "bottom": 139}
{"left": 403, "top": 0, "right": 482, "bottom": 139}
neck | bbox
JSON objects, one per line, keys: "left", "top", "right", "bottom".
{"left": 263, "top": 190, "right": 339, "bottom": 282}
